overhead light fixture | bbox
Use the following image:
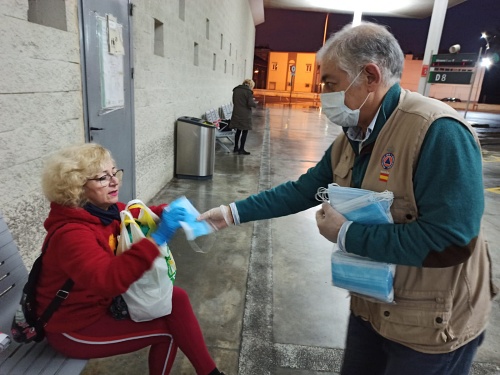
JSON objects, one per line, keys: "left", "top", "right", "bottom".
{"left": 449, "top": 44, "right": 460, "bottom": 54}
{"left": 481, "top": 57, "right": 492, "bottom": 68}
{"left": 481, "top": 32, "right": 490, "bottom": 50}
{"left": 304, "top": 0, "right": 406, "bottom": 14}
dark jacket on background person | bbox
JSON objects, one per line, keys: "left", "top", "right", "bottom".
{"left": 231, "top": 84, "right": 257, "bottom": 130}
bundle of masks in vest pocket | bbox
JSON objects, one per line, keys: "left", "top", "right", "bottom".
{"left": 316, "top": 184, "right": 396, "bottom": 303}
{"left": 331, "top": 246, "right": 396, "bottom": 303}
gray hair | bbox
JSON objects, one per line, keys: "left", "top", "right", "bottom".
{"left": 317, "top": 22, "right": 404, "bottom": 86}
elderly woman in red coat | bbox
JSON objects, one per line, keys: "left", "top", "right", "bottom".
{"left": 37, "top": 143, "right": 225, "bottom": 375}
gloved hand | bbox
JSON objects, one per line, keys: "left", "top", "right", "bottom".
{"left": 150, "top": 206, "right": 187, "bottom": 245}
{"left": 315, "top": 202, "right": 347, "bottom": 243}
{"left": 197, "top": 205, "right": 233, "bottom": 230}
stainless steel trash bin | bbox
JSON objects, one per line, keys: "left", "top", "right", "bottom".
{"left": 175, "top": 116, "right": 215, "bottom": 179}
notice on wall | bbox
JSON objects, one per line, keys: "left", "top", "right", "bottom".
{"left": 107, "top": 14, "right": 124, "bottom": 55}
{"left": 97, "top": 15, "right": 125, "bottom": 111}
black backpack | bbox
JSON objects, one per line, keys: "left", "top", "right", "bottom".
{"left": 11, "top": 230, "right": 74, "bottom": 344}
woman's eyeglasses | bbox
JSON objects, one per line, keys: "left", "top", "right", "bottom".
{"left": 88, "top": 169, "right": 124, "bottom": 187}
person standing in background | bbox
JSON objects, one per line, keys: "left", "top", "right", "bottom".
{"left": 231, "top": 79, "right": 257, "bottom": 155}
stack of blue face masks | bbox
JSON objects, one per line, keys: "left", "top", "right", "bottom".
{"left": 316, "top": 184, "right": 396, "bottom": 303}
{"left": 166, "top": 196, "right": 215, "bottom": 252}
{"left": 321, "top": 183, "right": 394, "bottom": 224}
{"left": 331, "top": 246, "right": 395, "bottom": 303}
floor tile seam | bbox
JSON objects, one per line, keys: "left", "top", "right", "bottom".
{"left": 238, "top": 109, "right": 275, "bottom": 375}
{"left": 237, "top": 237, "right": 273, "bottom": 371}
{"left": 240, "top": 220, "right": 273, "bottom": 334}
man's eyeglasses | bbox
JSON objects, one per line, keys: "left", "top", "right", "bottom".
{"left": 88, "top": 169, "right": 124, "bottom": 187}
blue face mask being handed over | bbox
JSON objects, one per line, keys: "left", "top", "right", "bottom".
{"left": 166, "top": 196, "right": 214, "bottom": 241}
{"left": 320, "top": 70, "right": 371, "bottom": 128}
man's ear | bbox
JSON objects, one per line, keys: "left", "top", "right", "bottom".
{"left": 364, "top": 63, "right": 382, "bottom": 89}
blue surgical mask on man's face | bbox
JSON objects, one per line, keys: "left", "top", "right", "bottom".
{"left": 320, "top": 70, "right": 370, "bottom": 127}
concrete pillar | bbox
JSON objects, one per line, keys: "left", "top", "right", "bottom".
{"left": 417, "top": 0, "right": 449, "bottom": 96}
{"left": 353, "top": 10, "right": 362, "bottom": 26}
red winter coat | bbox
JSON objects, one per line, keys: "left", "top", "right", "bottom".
{"left": 36, "top": 202, "right": 166, "bottom": 332}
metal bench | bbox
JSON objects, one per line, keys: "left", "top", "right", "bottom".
{"left": 0, "top": 211, "right": 88, "bottom": 375}
{"left": 220, "top": 103, "right": 233, "bottom": 121}
{"left": 205, "top": 108, "right": 235, "bottom": 153}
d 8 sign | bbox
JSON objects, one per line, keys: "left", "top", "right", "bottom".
{"left": 428, "top": 71, "right": 473, "bottom": 85}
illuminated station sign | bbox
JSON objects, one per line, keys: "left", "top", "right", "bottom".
{"left": 428, "top": 53, "right": 478, "bottom": 84}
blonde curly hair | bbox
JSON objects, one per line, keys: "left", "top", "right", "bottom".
{"left": 242, "top": 79, "right": 255, "bottom": 89}
{"left": 42, "top": 143, "right": 115, "bottom": 207}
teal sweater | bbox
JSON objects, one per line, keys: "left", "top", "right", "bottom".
{"left": 235, "top": 84, "right": 484, "bottom": 267}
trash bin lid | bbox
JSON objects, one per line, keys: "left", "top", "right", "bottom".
{"left": 177, "top": 116, "right": 215, "bottom": 128}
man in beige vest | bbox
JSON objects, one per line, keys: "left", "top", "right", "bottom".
{"left": 200, "top": 22, "right": 497, "bottom": 375}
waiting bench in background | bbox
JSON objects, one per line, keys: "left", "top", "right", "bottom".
{"left": 0, "top": 211, "right": 88, "bottom": 375}
{"left": 220, "top": 103, "right": 233, "bottom": 122}
{"left": 205, "top": 108, "right": 234, "bottom": 153}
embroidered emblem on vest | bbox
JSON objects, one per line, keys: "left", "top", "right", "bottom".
{"left": 381, "top": 153, "right": 395, "bottom": 169}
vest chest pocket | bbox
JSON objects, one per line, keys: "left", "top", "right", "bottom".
{"left": 390, "top": 196, "right": 417, "bottom": 223}
{"left": 333, "top": 154, "right": 353, "bottom": 183}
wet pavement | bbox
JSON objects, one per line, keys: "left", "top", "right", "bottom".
{"left": 81, "top": 104, "right": 500, "bottom": 375}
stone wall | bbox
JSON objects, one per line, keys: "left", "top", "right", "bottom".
{"left": 133, "top": 0, "right": 256, "bottom": 200}
{"left": 0, "top": 0, "right": 256, "bottom": 266}
{"left": 0, "top": 0, "right": 83, "bottom": 266}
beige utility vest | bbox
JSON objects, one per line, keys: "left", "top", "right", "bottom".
{"left": 331, "top": 89, "right": 496, "bottom": 353}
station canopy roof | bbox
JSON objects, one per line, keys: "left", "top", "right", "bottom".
{"left": 263, "top": 0, "right": 467, "bottom": 19}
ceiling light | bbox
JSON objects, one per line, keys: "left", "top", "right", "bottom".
{"left": 302, "top": 0, "right": 407, "bottom": 14}
{"left": 481, "top": 57, "right": 492, "bottom": 68}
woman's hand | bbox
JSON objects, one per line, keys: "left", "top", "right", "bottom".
{"left": 150, "top": 206, "right": 187, "bottom": 245}
{"left": 198, "top": 205, "right": 233, "bottom": 230}
{"left": 315, "top": 202, "right": 346, "bottom": 243}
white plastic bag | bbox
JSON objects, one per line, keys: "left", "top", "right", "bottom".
{"left": 116, "top": 211, "right": 145, "bottom": 255}
{"left": 123, "top": 244, "right": 174, "bottom": 321}
{"left": 117, "top": 200, "right": 175, "bottom": 322}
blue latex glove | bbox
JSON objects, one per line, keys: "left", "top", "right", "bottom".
{"left": 150, "top": 206, "right": 187, "bottom": 245}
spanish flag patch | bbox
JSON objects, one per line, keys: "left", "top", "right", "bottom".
{"left": 379, "top": 171, "right": 389, "bottom": 182}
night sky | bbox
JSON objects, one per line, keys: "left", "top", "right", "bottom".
{"left": 255, "top": 0, "right": 500, "bottom": 102}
